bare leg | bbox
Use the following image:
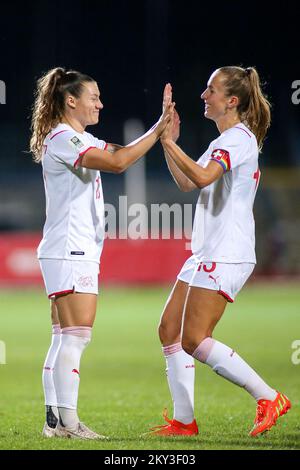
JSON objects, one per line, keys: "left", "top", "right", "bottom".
{"left": 158, "top": 279, "right": 189, "bottom": 345}
{"left": 181, "top": 287, "right": 227, "bottom": 354}
{"left": 182, "top": 287, "right": 277, "bottom": 402}
{"left": 50, "top": 299, "right": 60, "bottom": 326}
{"left": 54, "top": 292, "right": 97, "bottom": 328}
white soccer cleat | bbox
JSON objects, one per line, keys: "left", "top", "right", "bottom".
{"left": 55, "top": 421, "right": 108, "bottom": 440}
{"left": 42, "top": 422, "right": 57, "bottom": 438}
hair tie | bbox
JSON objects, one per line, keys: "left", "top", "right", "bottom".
{"left": 55, "top": 68, "right": 66, "bottom": 84}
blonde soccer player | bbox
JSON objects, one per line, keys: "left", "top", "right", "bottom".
{"left": 30, "top": 67, "right": 172, "bottom": 440}
{"left": 146, "top": 67, "right": 291, "bottom": 437}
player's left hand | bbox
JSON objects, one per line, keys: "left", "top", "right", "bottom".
{"left": 162, "top": 83, "right": 180, "bottom": 142}
{"left": 163, "top": 83, "right": 172, "bottom": 112}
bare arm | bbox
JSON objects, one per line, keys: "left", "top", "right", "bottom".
{"left": 164, "top": 149, "right": 197, "bottom": 192}
{"left": 164, "top": 110, "right": 197, "bottom": 191}
{"left": 161, "top": 138, "right": 224, "bottom": 188}
{"left": 80, "top": 104, "right": 173, "bottom": 173}
{"left": 161, "top": 84, "right": 197, "bottom": 192}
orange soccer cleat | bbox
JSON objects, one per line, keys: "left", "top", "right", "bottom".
{"left": 249, "top": 391, "right": 291, "bottom": 437}
{"left": 144, "top": 409, "right": 198, "bottom": 437}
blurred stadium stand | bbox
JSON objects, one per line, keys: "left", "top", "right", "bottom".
{"left": 0, "top": 168, "right": 300, "bottom": 286}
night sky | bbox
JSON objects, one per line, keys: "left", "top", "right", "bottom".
{"left": 1, "top": 0, "right": 299, "bottom": 176}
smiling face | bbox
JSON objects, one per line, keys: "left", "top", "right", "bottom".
{"left": 201, "top": 70, "right": 238, "bottom": 123}
{"left": 66, "top": 81, "right": 103, "bottom": 127}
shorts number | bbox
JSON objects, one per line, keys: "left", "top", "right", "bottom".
{"left": 197, "top": 262, "right": 216, "bottom": 272}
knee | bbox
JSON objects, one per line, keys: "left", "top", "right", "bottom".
{"left": 181, "top": 338, "right": 197, "bottom": 356}
{"left": 158, "top": 320, "right": 168, "bottom": 344}
{"left": 181, "top": 334, "right": 208, "bottom": 357}
{"left": 61, "top": 326, "right": 92, "bottom": 349}
{"left": 158, "top": 320, "right": 180, "bottom": 346}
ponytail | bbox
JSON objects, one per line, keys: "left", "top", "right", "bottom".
{"left": 243, "top": 67, "right": 271, "bottom": 151}
{"left": 218, "top": 66, "right": 271, "bottom": 151}
{"left": 30, "top": 67, "right": 95, "bottom": 162}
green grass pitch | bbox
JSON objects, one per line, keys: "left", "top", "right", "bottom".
{"left": 0, "top": 283, "right": 299, "bottom": 450}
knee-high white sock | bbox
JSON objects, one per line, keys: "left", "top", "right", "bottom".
{"left": 53, "top": 326, "right": 91, "bottom": 428}
{"left": 192, "top": 337, "right": 277, "bottom": 401}
{"left": 42, "top": 324, "right": 61, "bottom": 423}
{"left": 163, "top": 343, "right": 195, "bottom": 424}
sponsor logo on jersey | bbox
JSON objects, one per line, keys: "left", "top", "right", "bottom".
{"left": 69, "top": 136, "right": 85, "bottom": 149}
{"left": 70, "top": 251, "right": 85, "bottom": 255}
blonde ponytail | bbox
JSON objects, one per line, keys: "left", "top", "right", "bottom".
{"left": 219, "top": 66, "right": 271, "bottom": 151}
{"left": 244, "top": 67, "right": 271, "bottom": 151}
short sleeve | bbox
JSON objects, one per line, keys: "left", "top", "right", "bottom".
{"left": 89, "top": 134, "right": 107, "bottom": 151}
{"left": 196, "top": 143, "right": 214, "bottom": 166}
{"left": 50, "top": 130, "right": 98, "bottom": 169}
{"left": 209, "top": 129, "right": 250, "bottom": 172}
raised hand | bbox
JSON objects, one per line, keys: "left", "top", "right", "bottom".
{"left": 161, "top": 83, "right": 180, "bottom": 142}
{"left": 154, "top": 102, "right": 174, "bottom": 138}
{"left": 163, "top": 83, "right": 172, "bottom": 112}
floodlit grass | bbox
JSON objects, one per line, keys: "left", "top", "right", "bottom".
{"left": 0, "top": 284, "right": 299, "bottom": 450}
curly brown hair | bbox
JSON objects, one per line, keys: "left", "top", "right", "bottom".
{"left": 30, "top": 67, "right": 95, "bottom": 162}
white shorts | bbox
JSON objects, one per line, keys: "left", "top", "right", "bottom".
{"left": 39, "top": 259, "right": 100, "bottom": 298}
{"left": 177, "top": 255, "right": 255, "bottom": 302}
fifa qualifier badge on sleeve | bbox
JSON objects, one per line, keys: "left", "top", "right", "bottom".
{"left": 69, "top": 135, "right": 85, "bottom": 150}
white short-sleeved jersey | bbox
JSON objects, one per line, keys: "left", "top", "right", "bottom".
{"left": 37, "top": 123, "right": 107, "bottom": 263}
{"left": 191, "top": 123, "right": 260, "bottom": 263}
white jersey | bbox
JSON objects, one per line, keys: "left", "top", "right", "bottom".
{"left": 191, "top": 123, "right": 260, "bottom": 263}
{"left": 37, "top": 123, "right": 107, "bottom": 263}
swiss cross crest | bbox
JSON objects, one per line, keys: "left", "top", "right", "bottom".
{"left": 211, "top": 149, "right": 229, "bottom": 161}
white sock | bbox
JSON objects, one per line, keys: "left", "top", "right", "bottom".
{"left": 192, "top": 337, "right": 277, "bottom": 401}
{"left": 42, "top": 324, "right": 61, "bottom": 419}
{"left": 163, "top": 343, "right": 195, "bottom": 424}
{"left": 53, "top": 326, "right": 91, "bottom": 428}
{"left": 58, "top": 407, "right": 80, "bottom": 429}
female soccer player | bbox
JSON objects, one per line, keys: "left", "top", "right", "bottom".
{"left": 30, "top": 67, "right": 172, "bottom": 439}
{"left": 147, "top": 67, "right": 291, "bottom": 437}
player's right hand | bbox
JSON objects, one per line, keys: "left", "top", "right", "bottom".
{"left": 171, "top": 108, "right": 180, "bottom": 142}
{"left": 155, "top": 102, "right": 175, "bottom": 138}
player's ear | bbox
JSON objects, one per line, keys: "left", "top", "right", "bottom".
{"left": 65, "top": 94, "right": 76, "bottom": 109}
{"left": 227, "top": 95, "right": 239, "bottom": 109}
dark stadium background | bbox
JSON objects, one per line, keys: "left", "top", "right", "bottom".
{"left": 0, "top": 0, "right": 299, "bottom": 282}
{"left": 0, "top": 0, "right": 299, "bottom": 453}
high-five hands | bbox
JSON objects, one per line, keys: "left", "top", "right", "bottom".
{"left": 163, "top": 83, "right": 172, "bottom": 112}
{"left": 154, "top": 101, "right": 175, "bottom": 138}
{"left": 161, "top": 83, "right": 180, "bottom": 142}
